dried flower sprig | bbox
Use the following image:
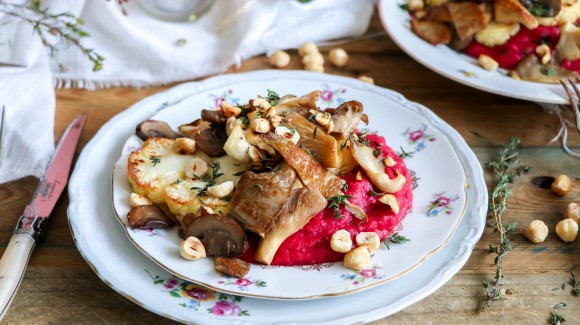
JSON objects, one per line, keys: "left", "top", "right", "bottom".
{"left": 481, "top": 137, "right": 530, "bottom": 311}
{"left": 0, "top": 1, "right": 104, "bottom": 71}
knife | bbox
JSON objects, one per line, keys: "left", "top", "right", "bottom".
{"left": 0, "top": 113, "right": 87, "bottom": 319}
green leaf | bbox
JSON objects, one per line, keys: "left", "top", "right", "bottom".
{"left": 554, "top": 302, "right": 567, "bottom": 309}
{"left": 169, "top": 291, "right": 181, "bottom": 298}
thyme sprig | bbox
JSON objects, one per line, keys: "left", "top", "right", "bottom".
{"left": 569, "top": 272, "right": 579, "bottom": 296}
{"left": 191, "top": 162, "right": 223, "bottom": 196}
{"left": 307, "top": 113, "right": 319, "bottom": 139}
{"left": 481, "top": 137, "right": 530, "bottom": 311}
{"left": 149, "top": 156, "right": 160, "bottom": 167}
{"left": 327, "top": 194, "right": 353, "bottom": 219}
{"left": 265, "top": 89, "right": 281, "bottom": 106}
{"left": 550, "top": 303, "right": 567, "bottom": 325}
{"left": 0, "top": 1, "right": 105, "bottom": 71}
{"left": 383, "top": 232, "right": 410, "bottom": 250}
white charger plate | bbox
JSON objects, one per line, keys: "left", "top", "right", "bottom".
{"left": 68, "top": 70, "right": 487, "bottom": 323}
{"left": 379, "top": 0, "right": 570, "bottom": 104}
{"left": 111, "top": 73, "right": 469, "bottom": 299}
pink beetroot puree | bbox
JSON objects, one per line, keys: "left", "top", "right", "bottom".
{"left": 240, "top": 134, "right": 413, "bottom": 266}
{"left": 464, "top": 24, "right": 580, "bottom": 73}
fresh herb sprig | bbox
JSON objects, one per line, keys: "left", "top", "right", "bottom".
{"left": 550, "top": 303, "right": 567, "bottom": 325}
{"left": 307, "top": 113, "right": 319, "bottom": 139}
{"left": 327, "top": 194, "right": 353, "bottom": 219}
{"left": 265, "top": 89, "right": 281, "bottom": 106}
{"left": 569, "top": 272, "right": 580, "bottom": 296}
{"left": 191, "top": 162, "right": 223, "bottom": 196}
{"left": 383, "top": 232, "right": 410, "bottom": 250}
{"left": 149, "top": 157, "right": 160, "bottom": 167}
{"left": 481, "top": 138, "right": 530, "bottom": 311}
{"left": 0, "top": 1, "right": 105, "bottom": 72}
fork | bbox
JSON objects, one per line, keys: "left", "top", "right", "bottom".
{"left": 559, "top": 79, "right": 580, "bottom": 133}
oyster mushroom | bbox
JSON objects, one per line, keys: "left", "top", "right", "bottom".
{"left": 330, "top": 100, "right": 366, "bottom": 135}
{"left": 178, "top": 119, "right": 211, "bottom": 139}
{"left": 194, "top": 127, "right": 228, "bottom": 157}
{"left": 255, "top": 187, "right": 327, "bottom": 265}
{"left": 127, "top": 205, "right": 175, "bottom": 229}
{"left": 556, "top": 22, "right": 580, "bottom": 62}
{"left": 185, "top": 214, "right": 248, "bottom": 257}
{"left": 273, "top": 90, "right": 320, "bottom": 115}
{"left": 201, "top": 109, "right": 227, "bottom": 125}
{"left": 515, "top": 54, "right": 579, "bottom": 83}
{"left": 136, "top": 120, "right": 181, "bottom": 141}
{"left": 349, "top": 135, "right": 406, "bottom": 193}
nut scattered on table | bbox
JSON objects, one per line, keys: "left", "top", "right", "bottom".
{"left": 329, "top": 48, "right": 349, "bottom": 67}
{"left": 269, "top": 50, "right": 290, "bottom": 68}
{"left": 555, "top": 218, "right": 578, "bottom": 242}
{"left": 299, "top": 42, "right": 324, "bottom": 73}
{"left": 343, "top": 246, "right": 371, "bottom": 271}
{"left": 330, "top": 229, "right": 353, "bottom": 253}
{"left": 523, "top": 220, "right": 549, "bottom": 243}
{"left": 551, "top": 174, "right": 572, "bottom": 197}
{"left": 298, "top": 41, "right": 319, "bottom": 56}
{"left": 563, "top": 202, "right": 580, "bottom": 224}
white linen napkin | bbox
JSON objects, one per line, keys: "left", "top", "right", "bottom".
{"left": 0, "top": 0, "right": 374, "bottom": 183}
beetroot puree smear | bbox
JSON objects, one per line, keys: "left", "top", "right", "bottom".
{"left": 240, "top": 134, "right": 413, "bottom": 266}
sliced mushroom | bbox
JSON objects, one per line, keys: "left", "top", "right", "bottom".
{"left": 136, "top": 120, "right": 181, "bottom": 141}
{"left": 330, "top": 101, "right": 364, "bottom": 135}
{"left": 349, "top": 135, "right": 406, "bottom": 193}
{"left": 274, "top": 90, "right": 320, "bottom": 115}
{"left": 194, "top": 127, "right": 228, "bottom": 157}
{"left": 179, "top": 119, "right": 211, "bottom": 139}
{"left": 215, "top": 257, "right": 250, "bottom": 278}
{"left": 556, "top": 22, "right": 580, "bottom": 62}
{"left": 185, "top": 214, "right": 247, "bottom": 257}
{"left": 515, "top": 54, "right": 579, "bottom": 83}
{"left": 283, "top": 112, "right": 338, "bottom": 168}
{"left": 127, "top": 205, "right": 175, "bottom": 229}
{"left": 201, "top": 109, "right": 227, "bottom": 125}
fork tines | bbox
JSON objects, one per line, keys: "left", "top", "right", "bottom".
{"left": 559, "top": 79, "right": 580, "bottom": 133}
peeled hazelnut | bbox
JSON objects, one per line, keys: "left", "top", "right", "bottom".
{"left": 130, "top": 193, "right": 152, "bottom": 207}
{"left": 207, "top": 181, "right": 234, "bottom": 198}
{"left": 329, "top": 48, "right": 349, "bottom": 67}
{"left": 250, "top": 118, "right": 270, "bottom": 134}
{"left": 269, "top": 50, "right": 290, "bottom": 68}
{"left": 304, "top": 63, "right": 324, "bottom": 73}
{"left": 358, "top": 75, "right": 374, "bottom": 84}
{"left": 302, "top": 52, "right": 324, "bottom": 66}
{"left": 408, "top": 0, "right": 424, "bottom": 11}
{"left": 172, "top": 138, "right": 196, "bottom": 155}
{"left": 355, "top": 232, "right": 381, "bottom": 253}
{"left": 535, "top": 44, "right": 551, "bottom": 65}
{"left": 199, "top": 206, "right": 215, "bottom": 216}
{"left": 275, "top": 125, "right": 300, "bottom": 144}
{"left": 551, "top": 175, "right": 572, "bottom": 197}
{"left": 478, "top": 54, "right": 499, "bottom": 71}
{"left": 185, "top": 158, "right": 208, "bottom": 179}
{"left": 220, "top": 101, "right": 242, "bottom": 117}
{"left": 180, "top": 236, "right": 206, "bottom": 260}
{"left": 343, "top": 246, "right": 371, "bottom": 271}
{"left": 298, "top": 41, "right": 319, "bottom": 56}
{"left": 556, "top": 219, "right": 578, "bottom": 242}
{"left": 270, "top": 115, "right": 282, "bottom": 127}
{"left": 248, "top": 146, "right": 264, "bottom": 163}
{"left": 523, "top": 220, "right": 549, "bottom": 243}
{"left": 314, "top": 111, "right": 332, "bottom": 127}
{"left": 384, "top": 156, "right": 396, "bottom": 167}
{"left": 563, "top": 202, "right": 580, "bottom": 224}
{"left": 330, "top": 229, "right": 353, "bottom": 253}
{"left": 378, "top": 194, "right": 400, "bottom": 214}
{"left": 252, "top": 98, "right": 272, "bottom": 111}
{"left": 355, "top": 171, "right": 363, "bottom": 180}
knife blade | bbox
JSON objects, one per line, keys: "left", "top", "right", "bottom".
{"left": 0, "top": 113, "right": 87, "bottom": 320}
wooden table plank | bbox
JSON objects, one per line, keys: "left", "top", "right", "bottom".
{"left": 1, "top": 12, "right": 579, "bottom": 325}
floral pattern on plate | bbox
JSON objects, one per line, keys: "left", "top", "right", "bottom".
{"left": 146, "top": 270, "right": 250, "bottom": 316}
{"left": 319, "top": 83, "right": 347, "bottom": 106}
{"left": 341, "top": 265, "right": 385, "bottom": 285}
{"left": 131, "top": 228, "right": 160, "bottom": 237}
{"left": 208, "top": 89, "right": 240, "bottom": 108}
{"left": 217, "top": 275, "right": 267, "bottom": 291}
{"left": 427, "top": 192, "right": 460, "bottom": 217}
{"left": 402, "top": 124, "right": 435, "bottom": 153}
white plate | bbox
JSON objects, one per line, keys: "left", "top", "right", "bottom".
{"left": 111, "top": 72, "right": 469, "bottom": 299}
{"left": 379, "top": 0, "right": 570, "bottom": 104}
{"left": 68, "top": 70, "right": 487, "bottom": 323}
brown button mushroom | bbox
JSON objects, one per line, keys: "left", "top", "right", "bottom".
{"left": 136, "top": 120, "right": 181, "bottom": 141}
{"left": 215, "top": 257, "right": 251, "bottom": 278}
{"left": 127, "top": 205, "right": 175, "bottom": 229}
{"left": 185, "top": 214, "right": 248, "bottom": 257}
{"left": 194, "top": 127, "right": 228, "bottom": 157}
{"left": 200, "top": 109, "right": 227, "bottom": 125}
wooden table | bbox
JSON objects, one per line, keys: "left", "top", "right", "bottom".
{"left": 1, "top": 13, "right": 579, "bottom": 324}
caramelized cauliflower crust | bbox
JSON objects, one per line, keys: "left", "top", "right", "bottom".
{"left": 164, "top": 178, "right": 231, "bottom": 220}
{"left": 475, "top": 22, "right": 521, "bottom": 47}
{"left": 128, "top": 137, "right": 191, "bottom": 204}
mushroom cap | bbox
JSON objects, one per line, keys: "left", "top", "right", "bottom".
{"left": 185, "top": 214, "right": 247, "bottom": 257}
{"left": 194, "top": 127, "right": 228, "bottom": 157}
{"left": 127, "top": 205, "right": 175, "bottom": 229}
{"left": 136, "top": 120, "right": 181, "bottom": 141}
{"left": 201, "top": 109, "right": 227, "bottom": 125}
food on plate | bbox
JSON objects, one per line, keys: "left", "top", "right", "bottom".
{"left": 555, "top": 218, "right": 578, "bottom": 242}
{"left": 523, "top": 219, "right": 549, "bottom": 243}
{"left": 405, "top": 0, "right": 580, "bottom": 83}
{"left": 125, "top": 90, "right": 413, "bottom": 275}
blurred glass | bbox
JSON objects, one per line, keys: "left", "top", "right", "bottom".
{"left": 137, "top": 0, "right": 215, "bottom": 21}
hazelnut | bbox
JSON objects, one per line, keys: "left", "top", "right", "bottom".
{"left": 329, "top": 48, "right": 349, "bottom": 67}
{"left": 302, "top": 52, "right": 324, "bottom": 66}
{"left": 304, "top": 63, "right": 324, "bottom": 73}
{"left": 330, "top": 229, "right": 353, "bottom": 253}
{"left": 180, "top": 236, "right": 206, "bottom": 260}
{"left": 298, "top": 41, "right": 319, "bottom": 56}
{"left": 355, "top": 171, "right": 363, "bottom": 181}
{"left": 343, "top": 246, "right": 371, "bottom": 271}
{"left": 556, "top": 219, "right": 578, "bottom": 242}
{"left": 129, "top": 193, "right": 152, "bottom": 207}
{"left": 199, "top": 206, "right": 215, "bottom": 216}
{"left": 563, "top": 202, "right": 580, "bottom": 224}
{"left": 355, "top": 232, "right": 381, "bottom": 253}
{"left": 523, "top": 220, "right": 549, "bottom": 243}
{"left": 250, "top": 118, "right": 270, "bottom": 134}
{"left": 478, "top": 54, "right": 499, "bottom": 71}
{"left": 358, "top": 75, "right": 374, "bottom": 84}
{"left": 252, "top": 98, "right": 272, "bottom": 111}
{"left": 185, "top": 158, "right": 208, "bottom": 179}
{"left": 172, "top": 138, "right": 196, "bottom": 155}
{"left": 535, "top": 44, "right": 551, "bottom": 65}
{"left": 275, "top": 125, "right": 300, "bottom": 144}
{"left": 248, "top": 146, "right": 264, "bottom": 163}
{"left": 408, "top": 0, "right": 424, "bottom": 11}
{"left": 220, "top": 101, "right": 242, "bottom": 117}
{"left": 269, "top": 50, "right": 290, "bottom": 68}
{"left": 378, "top": 194, "right": 400, "bottom": 214}
{"left": 207, "top": 181, "right": 234, "bottom": 198}
{"left": 551, "top": 175, "right": 572, "bottom": 197}
{"left": 384, "top": 156, "right": 396, "bottom": 167}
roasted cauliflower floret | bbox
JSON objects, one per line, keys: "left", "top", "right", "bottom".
{"left": 165, "top": 178, "right": 231, "bottom": 220}
{"left": 128, "top": 137, "right": 192, "bottom": 204}
{"left": 475, "top": 22, "right": 520, "bottom": 47}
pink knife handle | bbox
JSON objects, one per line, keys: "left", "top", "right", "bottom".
{"left": 0, "top": 234, "right": 36, "bottom": 320}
